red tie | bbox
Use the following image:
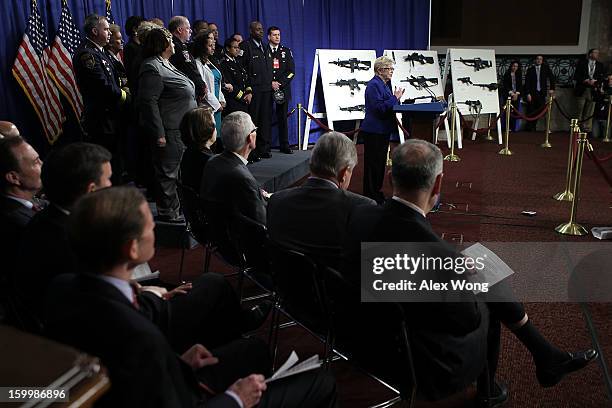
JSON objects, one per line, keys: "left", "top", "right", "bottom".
{"left": 129, "top": 281, "right": 140, "bottom": 310}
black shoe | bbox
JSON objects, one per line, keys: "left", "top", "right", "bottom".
{"left": 477, "top": 381, "right": 508, "bottom": 408}
{"left": 156, "top": 214, "right": 186, "bottom": 224}
{"left": 280, "top": 147, "right": 293, "bottom": 154}
{"left": 248, "top": 154, "right": 261, "bottom": 163}
{"left": 241, "top": 300, "right": 273, "bottom": 332}
{"left": 536, "top": 349, "right": 598, "bottom": 387}
{"left": 260, "top": 151, "right": 272, "bottom": 159}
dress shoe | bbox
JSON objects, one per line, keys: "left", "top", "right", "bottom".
{"left": 241, "top": 300, "right": 273, "bottom": 332}
{"left": 280, "top": 147, "right": 293, "bottom": 154}
{"left": 476, "top": 381, "right": 508, "bottom": 408}
{"left": 248, "top": 154, "right": 261, "bottom": 163}
{"left": 260, "top": 151, "right": 273, "bottom": 159}
{"left": 156, "top": 214, "right": 186, "bottom": 224}
{"left": 536, "top": 349, "right": 598, "bottom": 387}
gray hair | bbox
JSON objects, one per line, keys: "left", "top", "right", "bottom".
{"left": 309, "top": 131, "right": 357, "bottom": 178}
{"left": 391, "top": 139, "right": 443, "bottom": 192}
{"left": 84, "top": 14, "right": 106, "bottom": 38}
{"left": 221, "top": 111, "right": 255, "bottom": 153}
{"left": 374, "top": 56, "right": 394, "bottom": 74}
{"left": 168, "top": 16, "right": 188, "bottom": 33}
{"left": 136, "top": 21, "right": 157, "bottom": 43}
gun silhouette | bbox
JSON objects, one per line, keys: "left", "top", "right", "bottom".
{"left": 339, "top": 104, "right": 365, "bottom": 112}
{"left": 329, "top": 58, "right": 371, "bottom": 73}
{"left": 457, "top": 100, "right": 482, "bottom": 113}
{"left": 330, "top": 79, "right": 369, "bottom": 94}
{"left": 403, "top": 52, "right": 434, "bottom": 67}
{"left": 473, "top": 82, "right": 499, "bottom": 91}
{"left": 457, "top": 77, "right": 473, "bottom": 85}
{"left": 401, "top": 75, "right": 439, "bottom": 90}
{"left": 454, "top": 57, "right": 492, "bottom": 71}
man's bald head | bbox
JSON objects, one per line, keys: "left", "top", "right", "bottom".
{"left": 0, "top": 121, "right": 20, "bottom": 138}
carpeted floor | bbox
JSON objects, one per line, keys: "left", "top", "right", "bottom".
{"left": 150, "top": 130, "right": 612, "bottom": 407}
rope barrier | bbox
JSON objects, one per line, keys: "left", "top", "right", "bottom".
{"left": 585, "top": 149, "right": 612, "bottom": 188}
{"left": 510, "top": 104, "right": 549, "bottom": 121}
{"left": 457, "top": 111, "right": 503, "bottom": 134}
{"left": 554, "top": 99, "right": 597, "bottom": 123}
{"left": 301, "top": 107, "right": 361, "bottom": 137}
{"left": 435, "top": 112, "right": 447, "bottom": 130}
{"left": 270, "top": 107, "right": 297, "bottom": 127}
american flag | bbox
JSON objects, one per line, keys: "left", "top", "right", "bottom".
{"left": 105, "top": 0, "right": 115, "bottom": 25}
{"left": 12, "top": 0, "right": 65, "bottom": 143}
{"left": 47, "top": 0, "right": 83, "bottom": 121}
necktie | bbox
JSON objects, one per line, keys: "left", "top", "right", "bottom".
{"left": 511, "top": 74, "right": 516, "bottom": 92}
{"left": 536, "top": 66, "right": 541, "bottom": 92}
{"left": 589, "top": 61, "right": 595, "bottom": 79}
{"left": 129, "top": 281, "right": 141, "bottom": 310}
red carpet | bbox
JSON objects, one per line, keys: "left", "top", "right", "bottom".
{"left": 150, "top": 130, "right": 612, "bottom": 407}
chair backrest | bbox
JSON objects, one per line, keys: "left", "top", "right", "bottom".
{"left": 176, "top": 182, "right": 208, "bottom": 245}
{"left": 232, "top": 212, "right": 270, "bottom": 274}
{"left": 268, "top": 242, "right": 330, "bottom": 333}
{"left": 202, "top": 199, "right": 241, "bottom": 266}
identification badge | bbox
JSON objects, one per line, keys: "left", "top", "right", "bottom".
{"left": 273, "top": 58, "right": 280, "bottom": 69}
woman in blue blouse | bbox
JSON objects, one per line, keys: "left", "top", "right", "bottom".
{"left": 360, "top": 56, "right": 404, "bottom": 203}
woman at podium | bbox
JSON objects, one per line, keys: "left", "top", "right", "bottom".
{"left": 360, "top": 56, "right": 405, "bottom": 204}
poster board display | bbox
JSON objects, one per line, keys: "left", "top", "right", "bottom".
{"left": 384, "top": 50, "right": 443, "bottom": 101}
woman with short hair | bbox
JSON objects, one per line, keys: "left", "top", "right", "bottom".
{"left": 179, "top": 107, "right": 216, "bottom": 192}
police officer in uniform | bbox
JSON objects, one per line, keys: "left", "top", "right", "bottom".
{"left": 73, "top": 14, "right": 129, "bottom": 184}
{"left": 220, "top": 37, "right": 253, "bottom": 116}
{"left": 168, "top": 16, "right": 207, "bottom": 103}
{"left": 241, "top": 21, "right": 273, "bottom": 161}
{"left": 268, "top": 26, "right": 295, "bottom": 154}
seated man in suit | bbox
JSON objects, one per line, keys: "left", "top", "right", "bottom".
{"left": 45, "top": 186, "right": 337, "bottom": 408}
{"left": 346, "top": 140, "right": 597, "bottom": 403}
{"left": 201, "top": 111, "right": 266, "bottom": 225}
{"left": 267, "top": 131, "right": 375, "bottom": 267}
{"left": 0, "top": 136, "right": 43, "bottom": 275}
{"left": 20, "top": 142, "right": 269, "bottom": 349}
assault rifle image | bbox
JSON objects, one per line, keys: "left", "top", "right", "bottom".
{"left": 329, "top": 78, "right": 369, "bottom": 94}
{"left": 454, "top": 57, "right": 492, "bottom": 71}
{"left": 457, "top": 100, "right": 482, "bottom": 114}
{"left": 457, "top": 77, "right": 498, "bottom": 91}
{"left": 339, "top": 104, "right": 365, "bottom": 112}
{"left": 401, "top": 75, "right": 439, "bottom": 90}
{"left": 329, "top": 58, "right": 371, "bottom": 73}
{"left": 403, "top": 52, "right": 434, "bottom": 67}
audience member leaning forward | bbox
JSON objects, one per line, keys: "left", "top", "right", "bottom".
{"left": 44, "top": 186, "right": 338, "bottom": 408}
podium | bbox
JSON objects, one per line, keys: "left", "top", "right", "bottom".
{"left": 393, "top": 101, "right": 448, "bottom": 143}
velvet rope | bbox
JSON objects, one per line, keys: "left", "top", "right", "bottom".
{"left": 457, "top": 111, "right": 503, "bottom": 134}
{"left": 585, "top": 149, "right": 612, "bottom": 188}
{"left": 270, "top": 107, "right": 297, "bottom": 127}
{"left": 554, "top": 99, "right": 597, "bottom": 123}
{"left": 510, "top": 104, "right": 549, "bottom": 121}
{"left": 435, "top": 112, "right": 448, "bottom": 130}
{"left": 301, "top": 108, "right": 361, "bottom": 137}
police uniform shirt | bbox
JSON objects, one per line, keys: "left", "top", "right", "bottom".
{"left": 220, "top": 53, "right": 252, "bottom": 105}
{"left": 270, "top": 44, "right": 295, "bottom": 100}
{"left": 169, "top": 36, "right": 207, "bottom": 101}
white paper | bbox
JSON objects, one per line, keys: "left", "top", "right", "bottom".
{"left": 266, "top": 351, "right": 321, "bottom": 383}
{"left": 461, "top": 243, "right": 514, "bottom": 294}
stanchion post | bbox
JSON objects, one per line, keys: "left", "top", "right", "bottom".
{"left": 555, "top": 132, "right": 589, "bottom": 236}
{"left": 386, "top": 145, "right": 392, "bottom": 166}
{"left": 297, "top": 103, "right": 303, "bottom": 150}
{"left": 499, "top": 97, "right": 513, "bottom": 155}
{"left": 485, "top": 113, "right": 494, "bottom": 141}
{"left": 444, "top": 102, "right": 460, "bottom": 162}
{"left": 553, "top": 119, "right": 579, "bottom": 201}
{"left": 541, "top": 95, "right": 553, "bottom": 148}
{"left": 604, "top": 95, "right": 612, "bottom": 143}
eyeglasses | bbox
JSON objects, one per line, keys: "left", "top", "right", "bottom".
{"left": 248, "top": 127, "right": 258, "bottom": 136}
{"left": 381, "top": 67, "right": 395, "bottom": 71}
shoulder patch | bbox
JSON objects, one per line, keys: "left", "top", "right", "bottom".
{"left": 80, "top": 53, "right": 95, "bottom": 70}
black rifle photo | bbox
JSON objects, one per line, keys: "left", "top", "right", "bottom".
{"left": 329, "top": 78, "right": 369, "bottom": 94}
{"left": 401, "top": 75, "right": 439, "bottom": 90}
{"left": 339, "top": 104, "right": 365, "bottom": 112}
{"left": 403, "top": 52, "right": 434, "bottom": 67}
{"left": 454, "top": 57, "right": 493, "bottom": 71}
{"left": 457, "top": 77, "right": 498, "bottom": 91}
{"left": 457, "top": 100, "right": 482, "bottom": 114}
{"left": 329, "top": 58, "right": 371, "bottom": 73}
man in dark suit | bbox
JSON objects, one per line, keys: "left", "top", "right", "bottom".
{"left": 267, "top": 131, "right": 375, "bottom": 268}
{"left": 201, "top": 111, "right": 267, "bottom": 225}
{"left": 267, "top": 26, "right": 295, "bottom": 154}
{"left": 574, "top": 48, "right": 606, "bottom": 134}
{"left": 73, "top": 14, "right": 129, "bottom": 184}
{"left": 45, "top": 186, "right": 337, "bottom": 408}
{"left": 346, "top": 140, "right": 597, "bottom": 402}
{"left": 523, "top": 55, "right": 556, "bottom": 132}
{"left": 241, "top": 21, "right": 274, "bottom": 161}
{"left": 168, "top": 16, "right": 207, "bottom": 104}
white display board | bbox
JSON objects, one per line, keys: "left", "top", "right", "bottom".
{"left": 302, "top": 49, "right": 376, "bottom": 149}
{"left": 442, "top": 48, "right": 502, "bottom": 144}
{"left": 384, "top": 50, "right": 443, "bottom": 101}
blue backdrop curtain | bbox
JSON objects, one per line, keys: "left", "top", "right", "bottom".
{"left": 0, "top": 0, "right": 428, "bottom": 153}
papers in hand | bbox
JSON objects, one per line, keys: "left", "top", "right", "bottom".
{"left": 461, "top": 243, "right": 514, "bottom": 294}
{"left": 265, "top": 351, "right": 321, "bottom": 383}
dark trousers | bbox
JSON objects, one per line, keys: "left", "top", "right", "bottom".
{"left": 526, "top": 90, "right": 546, "bottom": 131}
{"left": 273, "top": 100, "right": 290, "bottom": 149}
{"left": 362, "top": 131, "right": 390, "bottom": 203}
{"left": 151, "top": 130, "right": 184, "bottom": 219}
{"left": 249, "top": 90, "right": 273, "bottom": 155}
